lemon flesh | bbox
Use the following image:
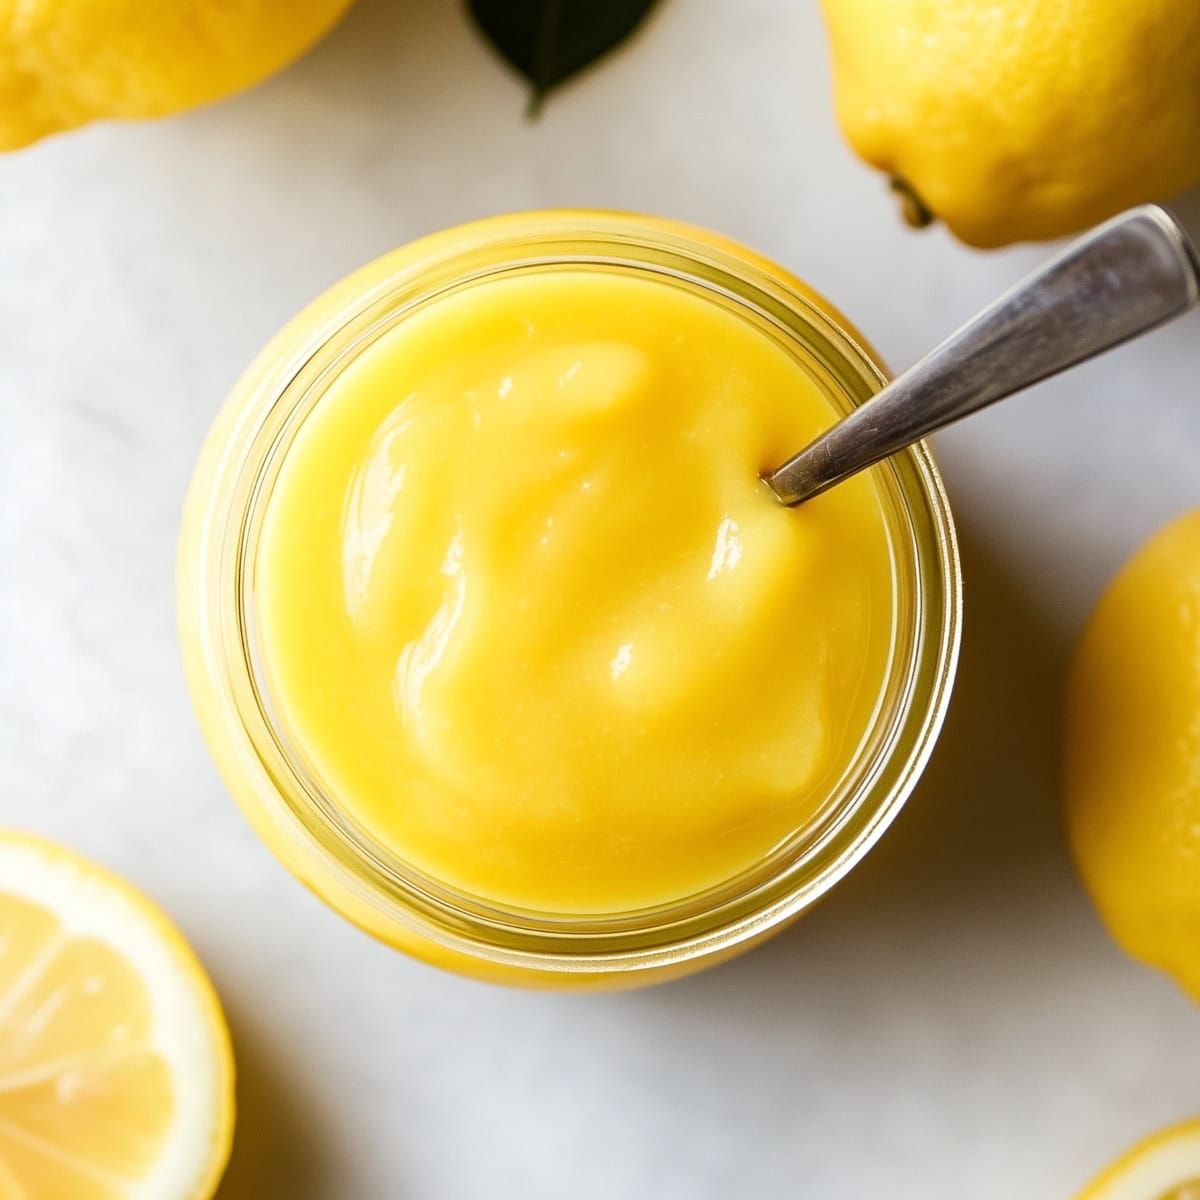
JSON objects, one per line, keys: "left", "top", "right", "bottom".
{"left": 0, "top": 832, "right": 233, "bottom": 1198}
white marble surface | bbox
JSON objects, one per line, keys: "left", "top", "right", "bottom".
{"left": 3, "top": 2, "right": 1200, "bottom": 1196}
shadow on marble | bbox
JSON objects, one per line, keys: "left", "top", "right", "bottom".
{"left": 215, "top": 1004, "right": 336, "bottom": 1200}
{"left": 271, "top": 0, "right": 490, "bottom": 134}
{"left": 812, "top": 511, "right": 1073, "bottom": 919}
{"left": 646, "top": 511, "right": 1084, "bottom": 1005}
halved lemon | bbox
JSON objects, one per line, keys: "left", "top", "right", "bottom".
{"left": 1079, "top": 1119, "right": 1200, "bottom": 1200}
{"left": 0, "top": 831, "right": 234, "bottom": 1198}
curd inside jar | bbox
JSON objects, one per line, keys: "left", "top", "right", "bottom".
{"left": 253, "top": 266, "right": 895, "bottom": 915}
{"left": 179, "top": 212, "right": 959, "bottom": 985}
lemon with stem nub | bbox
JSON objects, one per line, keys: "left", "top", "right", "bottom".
{"left": 820, "top": 0, "right": 1200, "bottom": 247}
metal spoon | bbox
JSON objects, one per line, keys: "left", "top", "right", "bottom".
{"left": 765, "top": 205, "right": 1200, "bottom": 506}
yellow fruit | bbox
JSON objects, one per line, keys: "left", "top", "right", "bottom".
{"left": 0, "top": 831, "right": 234, "bottom": 1198}
{"left": 0, "top": 0, "right": 355, "bottom": 150}
{"left": 1076, "top": 1118, "right": 1200, "bottom": 1200}
{"left": 819, "top": 0, "right": 1200, "bottom": 247}
{"left": 1064, "top": 510, "right": 1200, "bottom": 1002}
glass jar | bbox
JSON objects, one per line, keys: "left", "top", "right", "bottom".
{"left": 178, "top": 211, "right": 961, "bottom": 989}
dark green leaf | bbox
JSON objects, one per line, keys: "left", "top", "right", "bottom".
{"left": 467, "top": 0, "right": 664, "bottom": 115}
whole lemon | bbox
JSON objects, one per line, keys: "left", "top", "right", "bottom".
{"left": 0, "top": 0, "right": 356, "bottom": 150}
{"left": 819, "top": 0, "right": 1200, "bottom": 247}
{"left": 1064, "top": 510, "right": 1200, "bottom": 1002}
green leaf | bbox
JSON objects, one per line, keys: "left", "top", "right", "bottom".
{"left": 467, "top": 0, "right": 664, "bottom": 115}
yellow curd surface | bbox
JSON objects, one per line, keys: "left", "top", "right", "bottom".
{"left": 256, "top": 268, "right": 895, "bottom": 915}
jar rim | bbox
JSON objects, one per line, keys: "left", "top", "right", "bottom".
{"left": 183, "top": 211, "right": 962, "bottom": 978}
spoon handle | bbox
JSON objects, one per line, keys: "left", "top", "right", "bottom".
{"left": 766, "top": 205, "right": 1200, "bottom": 506}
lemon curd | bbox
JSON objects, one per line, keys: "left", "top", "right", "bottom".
{"left": 180, "top": 213, "right": 959, "bottom": 985}
{"left": 254, "top": 269, "right": 893, "bottom": 915}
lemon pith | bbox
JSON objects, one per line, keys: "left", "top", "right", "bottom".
{"left": 1077, "top": 1119, "right": 1200, "bottom": 1200}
